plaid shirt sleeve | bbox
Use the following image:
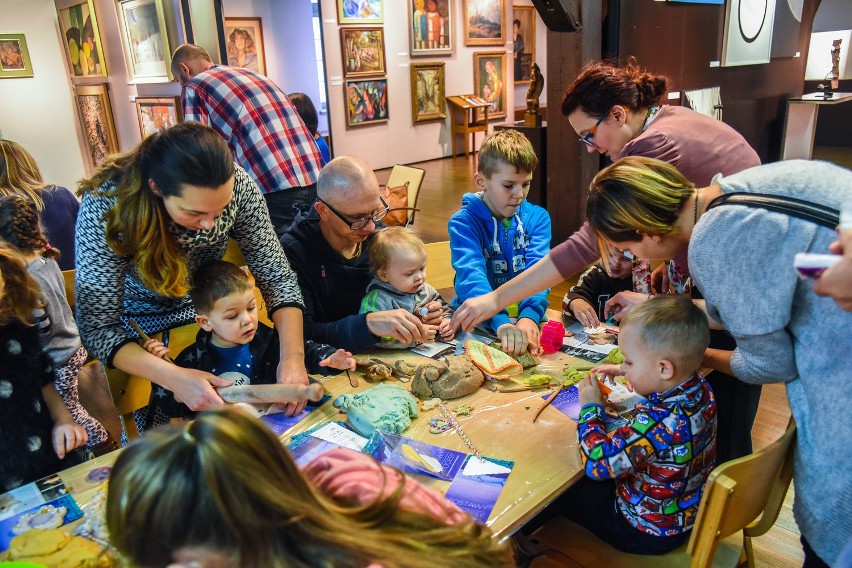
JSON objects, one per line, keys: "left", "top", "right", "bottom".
{"left": 182, "top": 84, "right": 209, "bottom": 125}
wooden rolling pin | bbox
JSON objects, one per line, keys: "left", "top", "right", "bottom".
{"left": 217, "top": 383, "right": 325, "bottom": 405}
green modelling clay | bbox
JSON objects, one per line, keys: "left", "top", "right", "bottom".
{"left": 561, "top": 366, "right": 586, "bottom": 387}
{"left": 607, "top": 348, "right": 624, "bottom": 364}
{"left": 523, "top": 374, "right": 553, "bottom": 387}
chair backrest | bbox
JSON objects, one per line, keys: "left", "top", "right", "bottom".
{"left": 62, "top": 269, "right": 76, "bottom": 309}
{"left": 386, "top": 164, "right": 425, "bottom": 225}
{"left": 687, "top": 419, "right": 797, "bottom": 568}
{"left": 425, "top": 240, "right": 455, "bottom": 292}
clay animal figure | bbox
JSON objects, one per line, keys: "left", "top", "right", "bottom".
{"left": 355, "top": 358, "right": 419, "bottom": 382}
{"left": 410, "top": 356, "right": 485, "bottom": 400}
{"left": 333, "top": 383, "right": 419, "bottom": 437}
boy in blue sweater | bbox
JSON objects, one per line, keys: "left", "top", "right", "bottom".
{"left": 449, "top": 129, "right": 552, "bottom": 355}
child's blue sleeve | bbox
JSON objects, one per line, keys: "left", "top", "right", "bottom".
{"left": 448, "top": 212, "right": 512, "bottom": 331}
{"left": 517, "top": 207, "right": 552, "bottom": 323}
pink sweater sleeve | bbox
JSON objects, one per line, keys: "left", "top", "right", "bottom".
{"left": 548, "top": 221, "right": 601, "bottom": 279}
{"left": 301, "top": 448, "right": 467, "bottom": 525}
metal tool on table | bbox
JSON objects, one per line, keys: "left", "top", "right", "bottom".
{"left": 127, "top": 318, "right": 325, "bottom": 406}
{"left": 532, "top": 384, "right": 564, "bottom": 423}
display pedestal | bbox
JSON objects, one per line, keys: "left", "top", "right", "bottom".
{"left": 446, "top": 95, "right": 489, "bottom": 157}
{"left": 494, "top": 121, "right": 548, "bottom": 208}
{"left": 781, "top": 92, "right": 852, "bottom": 160}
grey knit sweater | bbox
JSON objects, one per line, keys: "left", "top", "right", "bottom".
{"left": 690, "top": 160, "right": 852, "bottom": 565}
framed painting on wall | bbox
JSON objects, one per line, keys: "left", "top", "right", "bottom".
{"left": 135, "top": 96, "right": 182, "bottom": 138}
{"left": 345, "top": 78, "right": 389, "bottom": 127}
{"left": 337, "top": 0, "right": 383, "bottom": 25}
{"left": 224, "top": 17, "right": 266, "bottom": 75}
{"left": 56, "top": 0, "right": 108, "bottom": 79}
{"left": 409, "top": 0, "right": 453, "bottom": 56}
{"left": 0, "top": 33, "right": 34, "bottom": 79}
{"left": 463, "top": 0, "right": 505, "bottom": 46}
{"left": 340, "top": 28, "right": 386, "bottom": 78}
{"left": 721, "top": 0, "right": 777, "bottom": 67}
{"left": 512, "top": 5, "right": 535, "bottom": 84}
{"left": 410, "top": 62, "right": 446, "bottom": 123}
{"left": 75, "top": 84, "right": 119, "bottom": 172}
{"left": 473, "top": 51, "right": 506, "bottom": 120}
{"left": 115, "top": 0, "right": 172, "bottom": 83}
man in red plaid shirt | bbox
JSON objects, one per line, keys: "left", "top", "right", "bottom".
{"left": 171, "top": 44, "right": 324, "bottom": 235}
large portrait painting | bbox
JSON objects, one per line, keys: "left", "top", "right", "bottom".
{"left": 463, "top": 0, "right": 505, "bottom": 46}
{"left": 340, "top": 28, "right": 386, "bottom": 78}
{"left": 409, "top": 0, "right": 453, "bottom": 57}
{"left": 512, "top": 6, "right": 535, "bottom": 84}
{"left": 345, "top": 78, "right": 389, "bottom": 127}
{"left": 410, "top": 62, "right": 446, "bottom": 123}
{"left": 224, "top": 17, "right": 266, "bottom": 75}
{"left": 75, "top": 84, "right": 119, "bottom": 172}
{"left": 473, "top": 51, "right": 506, "bottom": 120}
{"left": 721, "top": 0, "right": 777, "bottom": 67}
{"left": 116, "top": 0, "right": 172, "bottom": 82}
{"left": 0, "top": 33, "right": 34, "bottom": 79}
{"left": 337, "top": 0, "right": 384, "bottom": 24}
{"left": 57, "top": 0, "right": 108, "bottom": 79}
{"left": 135, "top": 96, "right": 182, "bottom": 138}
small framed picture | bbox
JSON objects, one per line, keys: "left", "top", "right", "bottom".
{"left": 340, "top": 28, "right": 386, "bottom": 78}
{"left": 409, "top": 0, "right": 454, "bottom": 57}
{"left": 473, "top": 51, "right": 507, "bottom": 120}
{"left": 115, "top": 0, "right": 172, "bottom": 83}
{"left": 0, "top": 33, "right": 34, "bottom": 79}
{"left": 410, "top": 62, "right": 446, "bottom": 123}
{"left": 56, "top": 0, "right": 108, "bottom": 80}
{"left": 462, "top": 0, "right": 505, "bottom": 46}
{"left": 135, "top": 96, "right": 182, "bottom": 138}
{"left": 345, "top": 77, "right": 389, "bottom": 127}
{"left": 337, "top": 0, "right": 383, "bottom": 24}
{"left": 75, "top": 84, "right": 119, "bottom": 172}
{"left": 224, "top": 17, "right": 266, "bottom": 75}
{"left": 512, "top": 6, "right": 535, "bottom": 85}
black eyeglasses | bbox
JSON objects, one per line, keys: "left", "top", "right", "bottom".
{"left": 318, "top": 196, "right": 389, "bottom": 230}
{"left": 578, "top": 110, "right": 610, "bottom": 148}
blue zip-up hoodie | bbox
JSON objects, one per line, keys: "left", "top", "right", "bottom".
{"left": 449, "top": 192, "right": 552, "bottom": 332}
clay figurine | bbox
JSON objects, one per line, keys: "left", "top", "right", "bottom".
{"left": 333, "top": 383, "right": 419, "bottom": 437}
{"left": 410, "top": 355, "right": 485, "bottom": 400}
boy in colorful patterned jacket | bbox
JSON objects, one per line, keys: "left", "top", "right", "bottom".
{"left": 567, "top": 295, "right": 717, "bottom": 554}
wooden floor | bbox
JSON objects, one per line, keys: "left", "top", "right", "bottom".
{"left": 377, "top": 152, "right": 809, "bottom": 568}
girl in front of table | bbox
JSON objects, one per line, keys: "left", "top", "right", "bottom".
{"left": 585, "top": 156, "right": 852, "bottom": 567}
{"left": 106, "top": 407, "right": 513, "bottom": 568}
{"left": 75, "top": 122, "right": 310, "bottom": 430}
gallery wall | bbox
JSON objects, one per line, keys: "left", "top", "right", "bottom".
{"left": 319, "top": 0, "right": 548, "bottom": 170}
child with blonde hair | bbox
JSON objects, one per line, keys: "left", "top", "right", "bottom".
{"left": 0, "top": 195, "right": 114, "bottom": 454}
{"left": 0, "top": 244, "right": 88, "bottom": 492}
{"left": 360, "top": 226, "right": 452, "bottom": 348}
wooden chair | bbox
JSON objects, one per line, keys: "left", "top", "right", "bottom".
{"left": 384, "top": 164, "right": 426, "bottom": 226}
{"left": 425, "top": 240, "right": 455, "bottom": 293}
{"left": 528, "top": 419, "right": 798, "bottom": 568}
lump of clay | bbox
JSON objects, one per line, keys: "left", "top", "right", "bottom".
{"left": 410, "top": 356, "right": 485, "bottom": 400}
{"left": 588, "top": 332, "right": 617, "bottom": 345}
{"left": 333, "top": 383, "right": 419, "bottom": 437}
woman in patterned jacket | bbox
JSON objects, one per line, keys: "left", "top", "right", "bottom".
{"left": 75, "top": 122, "right": 311, "bottom": 426}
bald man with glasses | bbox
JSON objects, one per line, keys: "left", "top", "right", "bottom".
{"left": 281, "top": 157, "right": 442, "bottom": 352}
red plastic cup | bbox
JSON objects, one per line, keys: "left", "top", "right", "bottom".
{"left": 540, "top": 320, "right": 565, "bottom": 354}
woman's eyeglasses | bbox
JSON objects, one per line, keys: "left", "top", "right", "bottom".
{"left": 578, "top": 111, "right": 609, "bottom": 148}
{"left": 318, "top": 196, "right": 389, "bottom": 230}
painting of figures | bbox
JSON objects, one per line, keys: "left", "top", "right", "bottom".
{"left": 410, "top": 62, "right": 446, "bottom": 122}
{"left": 338, "top": 0, "right": 383, "bottom": 24}
{"left": 340, "top": 28, "right": 386, "bottom": 77}
{"left": 409, "top": 0, "right": 453, "bottom": 56}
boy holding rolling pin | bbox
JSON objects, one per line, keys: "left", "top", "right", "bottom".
{"left": 142, "top": 261, "right": 354, "bottom": 423}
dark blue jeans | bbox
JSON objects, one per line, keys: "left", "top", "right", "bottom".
{"left": 264, "top": 183, "right": 318, "bottom": 237}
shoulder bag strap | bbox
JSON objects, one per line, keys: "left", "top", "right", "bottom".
{"left": 705, "top": 192, "right": 839, "bottom": 229}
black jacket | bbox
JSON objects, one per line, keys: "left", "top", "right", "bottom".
{"left": 564, "top": 264, "right": 633, "bottom": 322}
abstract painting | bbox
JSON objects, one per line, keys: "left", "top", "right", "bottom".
{"left": 410, "top": 62, "right": 446, "bottom": 122}
{"left": 340, "top": 28, "right": 386, "bottom": 77}
{"left": 463, "top": 0, "right": 505, "bottom": 46}
{"left": 0, "top": 34, "right": 33, "bottom": 78}
{"left": 771, "top": 0, "right": 803, "bottom": 58}
{"left": 75, "top": 84, "right": 119, "bottom": 172}
{"left": 721, "top": 0, "right": 778, "bottom": 67}
{"left": 224, "top": 17, "right": 266, "bottom": 75}
{"left": 409, "top": 0, "right": 453, "bottom": 57}
{"left": 345, "top": 78, "right": 389, "bottom": 126}
{"left": 57, "top": 0, "right": 108, "bottom": 79}
{"left": 473, "top": 51, "right": 506, "bottom": 119}
{"left": 135, "top": 96, "right": 182, "bottom": 138}
{"left": 338, "top": 0, "right": 383, "bottom": 24}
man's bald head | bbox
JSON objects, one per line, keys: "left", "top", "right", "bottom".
{"left": 317, "top": 156, "right": 380, "bottom": 205}
{"left": 171, "top": 44, "right": 213, "bottom": 85}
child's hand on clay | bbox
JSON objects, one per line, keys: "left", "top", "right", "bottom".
{"left": 516, "top": 317, "right": 542, "bottom": 355}
{"left": 422, "top": 324, "right": 438, "bottom": 343}
{"left": 438, "top": 317, "right": 455, "bottom": 341}
{"left": 52, "top": 422, "right": 88, "bottom": 459}
{"left": 320, "top": 349, "right": 356, "bottom": 372}
{"left": 577, "top": 373, "right": 605, "bottom": 408}
{"left": 570, "top": 298, "right": 600, "bottom": 329}
{"left": 590, "top": 363, "right": 623, "bottom": 381}
{"left": 497, "top": 323, "right": 527, "bottom": 356}
{"left": 143, "top": 338, "right": 171, "bottom": 360}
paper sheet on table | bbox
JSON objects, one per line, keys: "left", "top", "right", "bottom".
{"left": 445, "top": 455, "right": 514, "bottom": 523}
{"left": 287, "top": 422, "right": 369, "bottom": 466}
